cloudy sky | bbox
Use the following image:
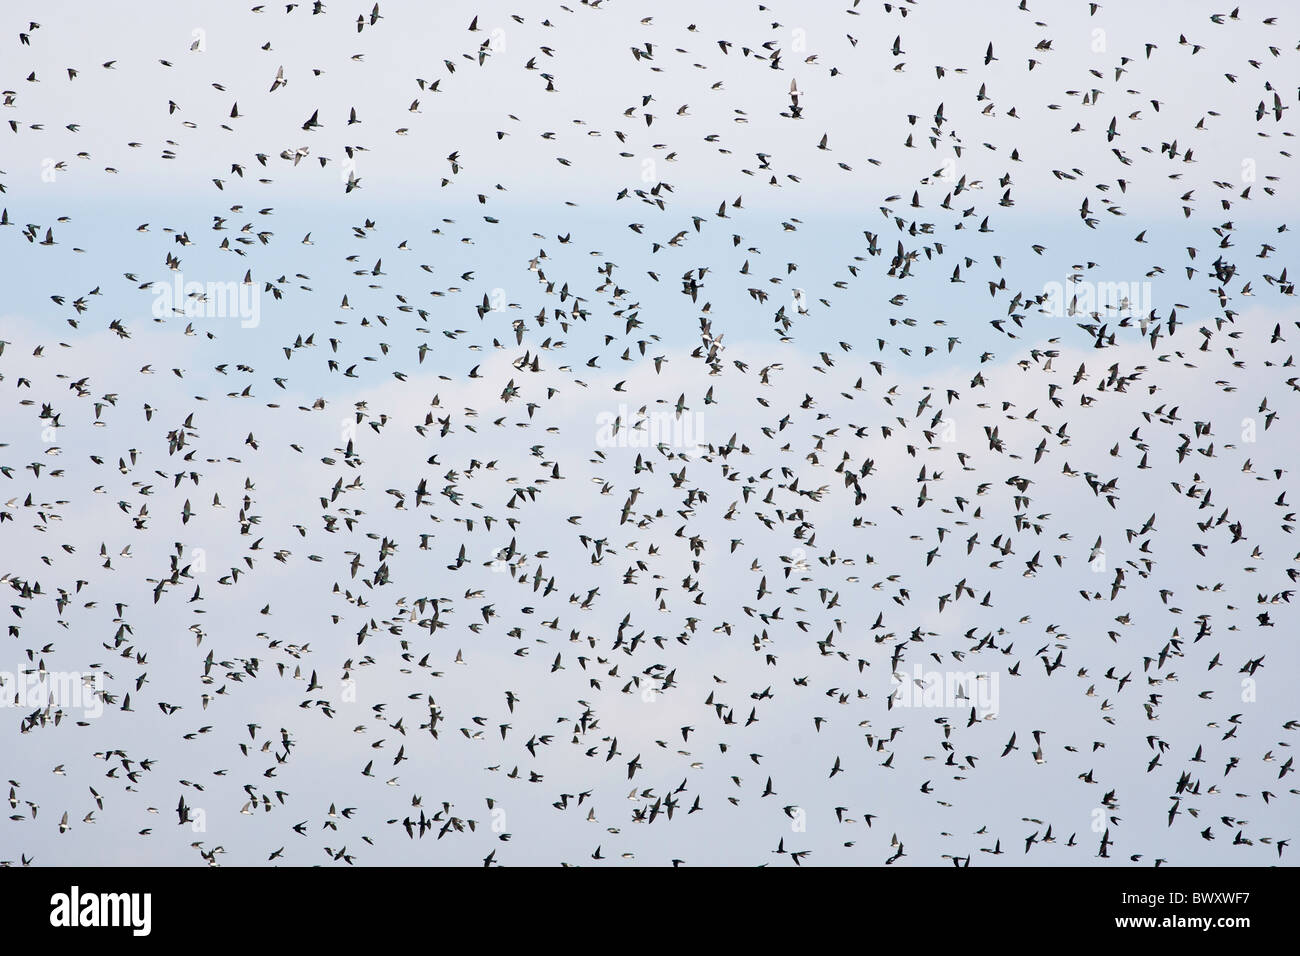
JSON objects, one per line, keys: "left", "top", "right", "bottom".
{"left": 1, "top": 0, "right": 1297, "bottom": 867}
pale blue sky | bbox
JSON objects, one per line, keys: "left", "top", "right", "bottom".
{"left": 1, "top": 0, "right": 1297, "bottom": 867}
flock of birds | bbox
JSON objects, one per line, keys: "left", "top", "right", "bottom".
{"left": 1, "top": 0, "right": 1298, "bottom": 866}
